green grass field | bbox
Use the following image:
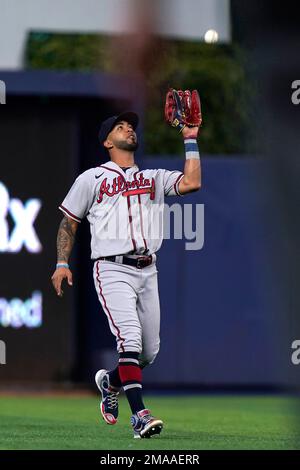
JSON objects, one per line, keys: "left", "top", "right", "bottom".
{"left": 0, "top": 394, "right": 299, "bottom": 450}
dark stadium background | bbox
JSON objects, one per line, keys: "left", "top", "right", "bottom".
{"left": 0, "top": 1, "right": 300, "bottom": 449}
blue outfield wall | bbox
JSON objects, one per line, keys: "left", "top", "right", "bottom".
{"left": 86, "top": 157, "right": 287, "bottom": 387}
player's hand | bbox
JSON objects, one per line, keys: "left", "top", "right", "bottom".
{"left": 51, "top": 267, "right": 73, "bottom": 297}
{"left": 181, "top": 125, "right": 200, "bottom": 140}
{"left": 165, "top": 89, "right": 202, "bottom": 134}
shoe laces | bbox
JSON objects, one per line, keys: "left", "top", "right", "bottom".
{"left": 106, "top": 390, "right": 119, "bottom": 409}
{"left": 137, "top": 411, "right": 153, "bottom": 425}
{"left": 141, "top": 414, "right": 153, "bottom": 424}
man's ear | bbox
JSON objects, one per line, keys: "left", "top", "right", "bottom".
{"left": 103, "top": 139, "right": 113, "bottom": 150}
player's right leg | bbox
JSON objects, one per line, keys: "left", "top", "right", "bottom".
{"left": 93, "top": 260, "right": 142, "bottom": 426}
{"left": 95, "top": 368, "right": 120, "bottom": 425}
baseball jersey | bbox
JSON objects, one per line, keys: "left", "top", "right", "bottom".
{"left": 59, "top": 160, "right": 184, "bottom": 259}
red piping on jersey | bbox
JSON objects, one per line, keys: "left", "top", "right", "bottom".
{"left": 96, "top": 261, "right": 125, "bottom": 352}
{"left": 99, "top": 165, "right": 126, "bottom": 183}
{"left": 137, "top": 194, "right": 148, "bottom": 253}
{"left": 59, "top": 205, "right": 81, "bottom": 223}
{"left": 126, "top": 196, "right": 137, "bottom": 252}
{"left": 174, "top": 173, "right": 184, "bottom": 196}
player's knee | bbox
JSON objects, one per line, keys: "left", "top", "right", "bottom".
{"left": 139, "top": 344, "right": 160, "bottom": 368}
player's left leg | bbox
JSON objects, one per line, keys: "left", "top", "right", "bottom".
{"left": 129, "top": 262, "right": 163, "bottom": 438}
{"left": 137, "top": 263, "right": 161, "bottom": 368}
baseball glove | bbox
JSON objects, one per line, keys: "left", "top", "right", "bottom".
{"left": 165, "top": 89, "right": 202, "bottom": 132}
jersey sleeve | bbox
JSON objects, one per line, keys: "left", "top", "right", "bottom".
{"left": 162, "top": 169, "right": 184, "bottom": 197}
{"left": 59, "top": 171, "right": 94, "bottom": 223}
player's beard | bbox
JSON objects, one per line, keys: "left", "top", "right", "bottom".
{"left": 114, "top": 138, "right": 139, "bottom": 152}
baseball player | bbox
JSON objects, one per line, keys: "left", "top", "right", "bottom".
{"left": 51, "top": 89, "right": 202, "bottom": 438}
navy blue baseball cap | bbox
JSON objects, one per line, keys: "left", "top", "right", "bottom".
{"left": 98, "top": 111, "right": 139, "bottom": 145}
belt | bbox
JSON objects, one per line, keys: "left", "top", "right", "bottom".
{"left": 96, "top": 255, "right": 154, "bottom": 269}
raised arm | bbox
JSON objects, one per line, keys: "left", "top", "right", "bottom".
{"left": 178, "top": 126, "right": 201, "bottom": 195}
{"left": 51, "top": 215, "right": 79, "bottom": 297}
{"left": 165, "top": 88, "right": 202, "bottom": 195}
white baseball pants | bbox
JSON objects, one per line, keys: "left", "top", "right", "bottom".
{"left": 93, "top": 259, "right": 160, "bottom": 367}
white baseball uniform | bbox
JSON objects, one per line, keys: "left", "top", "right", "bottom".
{"left": 59, "top": 160, "right": 184, "bottom": 364}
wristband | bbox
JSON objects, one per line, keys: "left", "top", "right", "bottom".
{"left": 56, "top": 263, "right": 69, "bottom": 269}
{"left": 184, "top": 139, "right": 200, "bottom": 160}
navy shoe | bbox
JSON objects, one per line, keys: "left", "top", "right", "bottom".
{"left": 95, "top": 369, "right": 120, "bottom": 425}
{"left": 131, "top": 408, "right": 163, "bottom": 438}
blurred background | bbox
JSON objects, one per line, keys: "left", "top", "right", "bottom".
{"left": 0, "top": 0, "right": 299, "bottom": 399}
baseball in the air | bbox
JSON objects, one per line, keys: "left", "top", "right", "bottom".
{"left": 204, "top": 29, "right": 219, "bottom": 44}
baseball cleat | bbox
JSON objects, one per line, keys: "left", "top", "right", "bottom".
{"left": 95, "top": 369, "right": 120, "bottom": 425}
{"left": 130, "top": 409, "right": 163, "bottom": 439}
